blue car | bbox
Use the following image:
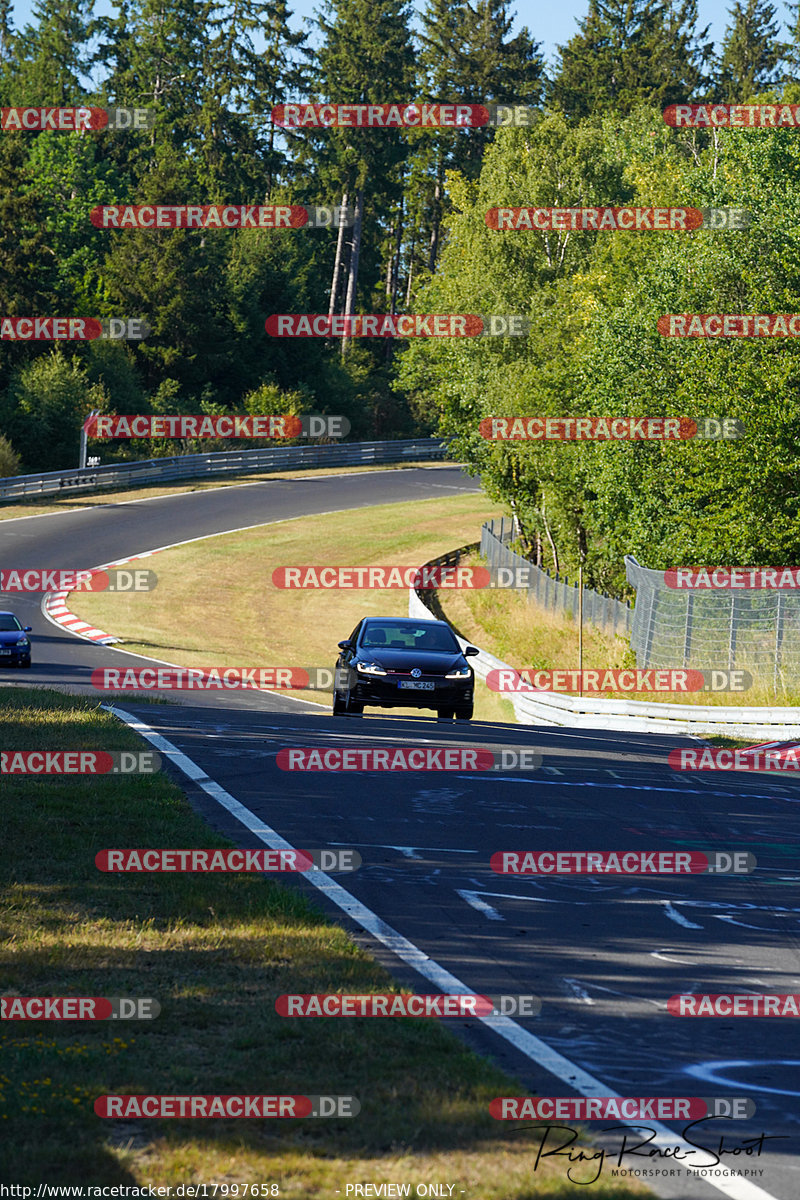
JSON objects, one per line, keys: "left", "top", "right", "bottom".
{"left": 333, "top": 616, "right": 478, "bottom": 719}
{"left": 0, "top": 612, "right": 32, "bottom": 667}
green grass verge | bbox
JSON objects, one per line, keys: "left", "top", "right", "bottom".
{"left": 0, "top": 688, "right": 647, "bottom": 1196}
{"left": 68, "top": 493, "right": 515, "bottom": 725}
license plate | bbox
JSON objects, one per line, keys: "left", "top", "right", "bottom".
{"left": 0, "top": 649, "right": 11, "bottom": 656}
{"left": 399, "top": 680, "right": 435, "bottom": 690}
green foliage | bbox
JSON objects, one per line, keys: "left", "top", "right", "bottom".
{"left": 0, "top": 432, "right": 20, "bottom": 477}
{"left": 550, "top": 0, "right": 714, "bottom": 117}
{"left": 396, "top": 104, "right": 800, "bottom": 588}
{"left": 0, "top": 351, "right": 108, "bottom": 472}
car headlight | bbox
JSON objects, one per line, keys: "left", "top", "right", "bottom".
{"left": 16, "top": 637, "right": 29, "bottom": 648}
{"left": 355, "top": 660, "right": 387, "bottom": 675}
{"left": 445, "top": 664, "right": 471, "bottom": 679}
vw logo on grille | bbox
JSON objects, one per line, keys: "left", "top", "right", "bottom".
{"left": 411, "top": 668, "right": 422, "bottom": 678}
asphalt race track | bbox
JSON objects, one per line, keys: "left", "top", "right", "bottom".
{"left": 2, "top": 465, "right": 799, "bottom": 1200}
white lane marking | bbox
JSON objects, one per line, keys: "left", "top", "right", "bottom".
{"left": 455, "top": 774, "right": 541, "bottom": 783}
{"left": 328, "top": 842, "right": 478, "bottom": 857}
{"left": 574, "top": 980, "right": 664, "bottom": 1010}
{"left": 663, "top": 901, "right": 704, "bottom": 929}
{"left": 713, "top": 914, "right": 776, "bottom": 931}
{"left": 685, "top": 1060, "right": 800, "bottom": 1097}
{"left": 459, "top": 888, "right": 575, "bottom": 919}
{"left": 651, "top": 950, "right": 699, "bottom": 965}
{"left": 456, "top": 890, "right": 504, "bottom": 920}
{"left": 107, "top": 705, "right": 780, "bottom": 1200}
{"left": 563, "top": 978, "right": 594, "bottom": 1005}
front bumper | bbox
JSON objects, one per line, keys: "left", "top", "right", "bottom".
{"left": 350, "top": 673, "right": 473, "bottom": 708}
{"left": 0, "top": 647, "right": 30, "bottom": 665}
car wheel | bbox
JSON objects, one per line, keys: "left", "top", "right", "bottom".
{"left": 437, "top": 708, "right": 455, "bottom": 719}
{"left": 19, "top": 658, "right": 31, "bottom": 669}
{"left": 454, "top": 705, "right": 473, "bottom": 720}
{"left": 332, "top": 691, "right": 347, "bottom": 714}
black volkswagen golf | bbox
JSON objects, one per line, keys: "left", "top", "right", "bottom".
{"left": 332, "top": 616, "right": 478, "bottom": 719}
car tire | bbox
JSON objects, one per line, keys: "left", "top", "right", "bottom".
{"left": 454, "top": 705, "right": 473, "bottom": 720}
{"left": 332, "top": 691, "right": 347, "bottom": 714}
{"left": 437, "top": 708, "right": 455, "bottom": 719}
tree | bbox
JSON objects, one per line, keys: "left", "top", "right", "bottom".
{"left": 0, "top": 351, "right": 108, "bottom": 472}
{"left": 551, "top": 0, "right": 713, "bottom": 118}
{"left": 412, "top": 0, "right": 545, "bottom": 275}
{"left": 13, "top": 0, "right": 93, "bottom": 103}
{"left": 717, "top": 0, "right": 784, "bottom": 99}
{"left": 304, "top": 0, "right": 416, "bottom": 353}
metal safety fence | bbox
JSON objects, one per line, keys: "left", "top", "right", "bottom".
{"left": 410, "top": 549, "right": 800, "bottom": 734}
{"left": 0, "top": 438, "right": 450, "bottom": 500}
{"left": 625, "top": 554, "right": 800, "bottom": 687}
{"left": 481, "top": 518, "right": 632, "bottom": 638}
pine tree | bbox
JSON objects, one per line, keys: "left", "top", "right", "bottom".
{"left": 303, "top": 0, "right": 416, "bottom": 352}
{"left": 551, "top": 0, "right": 713, "bottom": 118}
{"left": 717, "top": 0, "right": 784, "bottom": 99}
{"left": 14, "top": 0, "right": 93, "bottom": 103}
{"left": 411, "top": 0, "right": 544, "bottom": 278}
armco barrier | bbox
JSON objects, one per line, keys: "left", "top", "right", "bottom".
{"left": 0, "top": 438, "right": 449, "bottom": 500}
{"left": 409, "top": 547, "right": 800, "bottom": 737}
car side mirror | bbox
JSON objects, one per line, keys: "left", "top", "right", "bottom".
{"left": 338, "top": 640, "right": 352, "bottom": 651}
{"left": 464, "top": 646, "right": 479, "bottom": 657}
{"left": 23, "top": 626, "right": 32, "bottom": 633}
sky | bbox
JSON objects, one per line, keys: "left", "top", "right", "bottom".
{"left": 8, "top": 0, "right": 794, "bottom": 72}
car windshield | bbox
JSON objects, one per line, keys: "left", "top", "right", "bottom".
{"left": 361, "top": 623, "right": 459, "bottom": 653}
{"left": 0, "top": 615, "right": 22, "bottom": 631}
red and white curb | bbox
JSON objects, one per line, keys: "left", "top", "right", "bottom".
{"left": 42, "top": 550, "right": 162, "bottom": 645}
{"left": 736, "top": 740, "right": 800, "bottom": 760}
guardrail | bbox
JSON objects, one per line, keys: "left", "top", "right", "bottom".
{"left": 410, "top": 545, "right": 800, "bottom": 737}
{"left": 0, "top": 438, "right": 450, "bottom": 500}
